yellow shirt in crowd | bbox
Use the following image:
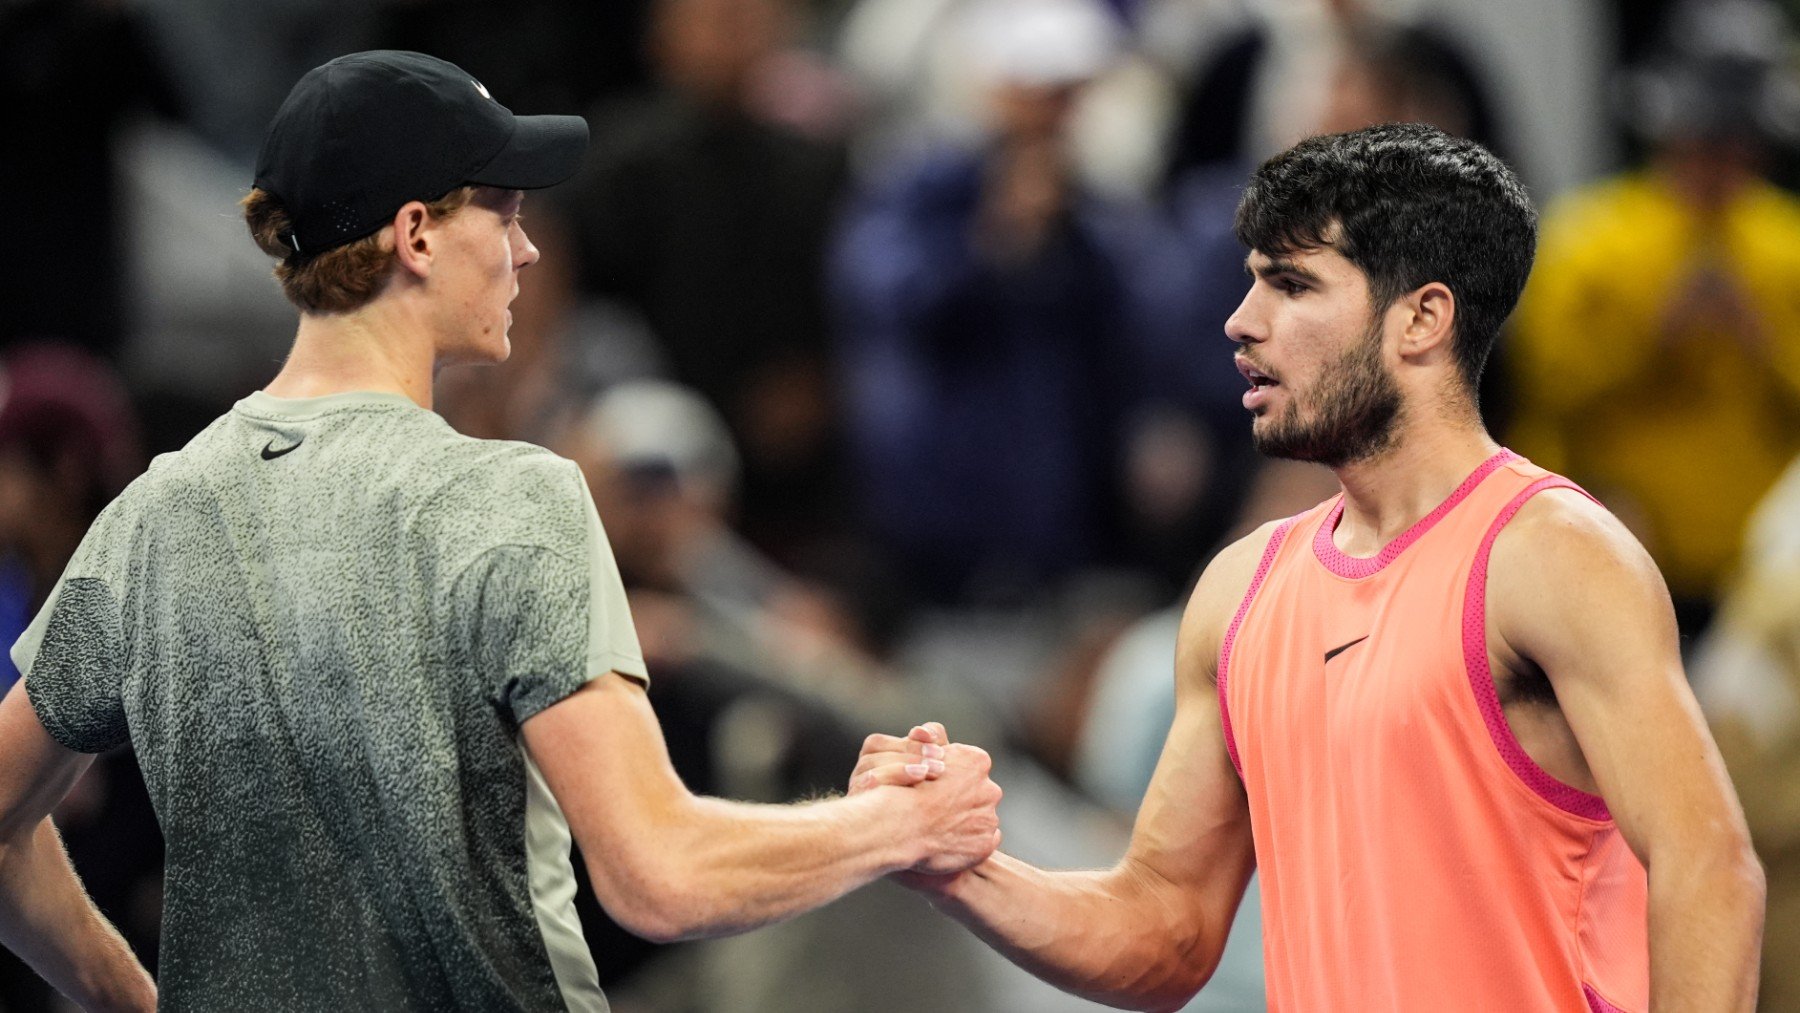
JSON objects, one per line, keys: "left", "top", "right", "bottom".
{"left": 1509, "top": 171, "right": 1800, "bottom": 601}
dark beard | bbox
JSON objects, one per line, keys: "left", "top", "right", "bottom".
{"left": 1251, "top": 317, "right": 1403, "bottom": 467}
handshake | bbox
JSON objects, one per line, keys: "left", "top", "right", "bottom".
{"left": 845, "top": 722, "right": 1005, "bottom": 886}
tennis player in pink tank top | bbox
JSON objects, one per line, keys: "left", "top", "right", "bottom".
{"left": 851, "top": 123, "right": 1763, "bottom": 1010}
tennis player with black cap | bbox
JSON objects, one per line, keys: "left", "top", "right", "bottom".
{"left": 0, "top": 51, "right": 1000, "bottom": 1011}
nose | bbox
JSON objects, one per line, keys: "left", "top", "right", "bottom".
{"left": 1224, "top": 285, "right": 1262, "bottom": 347}
{"left": 514, "top": 223, "right": 540, "bottom": 270}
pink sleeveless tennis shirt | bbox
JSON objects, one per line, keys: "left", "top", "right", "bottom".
{"left": 1219, "top": 451, "right": 1648, "bottom": 1011}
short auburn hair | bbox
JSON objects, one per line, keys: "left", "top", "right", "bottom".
{"left": 241, "top": 186, "right": 477, "bottom": 314}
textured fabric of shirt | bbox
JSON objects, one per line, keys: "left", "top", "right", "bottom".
{"left": 1219, "top": 452, "right": 1649, "bottom": 1011}
{"left": 19, "top": 390, "right": 646, "bottom": 1012}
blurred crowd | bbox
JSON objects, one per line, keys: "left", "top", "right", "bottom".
{"left": 3, "top": 0, "right": 1800, "bottom": 1009}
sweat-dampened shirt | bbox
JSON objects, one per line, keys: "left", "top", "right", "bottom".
{"left": 19, "top": 390, "right": 645, "bottom": 1011}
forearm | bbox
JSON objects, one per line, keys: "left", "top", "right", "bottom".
{"left": 0, "top": 819, "right": 154, "bottom": 1013}
{"left": 924, "top": 852, "right": 1220, "bottom": 1013}
{"left": 611, "top": 788, "right": 920, "bottom": 943}
{"left": 1648, "top": 843, "right": 1765, "bottom": 1011}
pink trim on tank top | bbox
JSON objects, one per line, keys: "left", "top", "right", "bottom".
{"left": 1313, "top": 449, "right": 1519, "bottom": 578}
{"left": 1463, "top": 475, "right": 1613, "bottom": 821}
{"left": 1583, "top": 983, "right": 1630, "bottom": 1013}
{"left": 1218, "top": 517, "right": 1299, "bottom": 779}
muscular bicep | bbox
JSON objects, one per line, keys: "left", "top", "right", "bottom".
{"left": 0, "top": 684, "right": 94, "bottom": 841}
{"left": 520, "top": 671, "right": 684, "bottom": 845}
{"left": 1492, "top": 492, "right": 1749, "bottom": 866}
{"left": 1119, "top": 535, "right": 1263, "bottom": 944}
{"left": 1124, "top": 638, "right": 1255, "bottom": 924}
{"left": 520, "top": 673, "right": 692, "bottom": 926}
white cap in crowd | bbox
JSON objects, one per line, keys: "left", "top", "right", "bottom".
{"left": 960, "top": 0, "right": 1122, "bottom": 86}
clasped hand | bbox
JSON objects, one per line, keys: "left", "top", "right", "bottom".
{"left": 847, "top": 722, "right": 1002, "bottom": 878}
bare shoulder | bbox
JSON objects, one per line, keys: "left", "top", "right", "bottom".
{"left": 1489, "top": 487, "right": 1678, "bottom": 665}
{"left": 1492, "top": 487, "right": 1664, "bottom": 588}
{"left": 1177, "top": 519, "right": 1293, "bottom": 687}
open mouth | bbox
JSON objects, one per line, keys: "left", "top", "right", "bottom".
{"left": 1236, "top": 357, "right": 1279, "bottom": 390}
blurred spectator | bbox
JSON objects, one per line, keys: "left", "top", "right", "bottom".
{"left": 1140, "top": 0, "right": 1612, "bottom": 202}
{"left": 1315, "top": 18, "right": 1504, "bottom": 155}
{"left": 0, "top": 0, "right": 183, "bottom": 357}
{"left": 560, "top": 0, "right": 852, "bottom": 562}
{"left": 1509, "top": 0, "right": 1800, "bottom": 636}
{"left": 556, "top": 381, "right": 919, "bottom": 705}
{"left": 376, "top": 0, "right": 657, "bottom": 118}
{"left": 833, "top": 0, "right": 968, "bottom": 154}
{"left": 563, "top": 381, "right": 784, "bottom": 615}
{"left": 835, "top": 0, "right": 1175, "bottom": 199}
{"left": 832, "top": 0, "right": 1146, "bottom": 603}
{"left": 1156, "top": 3, "right": 1503, "bottom": 182}
{"left": 1694, "top": 454, "right": 1800, "bottom": 1007}
{"left": 132, "top": 0, "right": 371, "bottom": 161}
{"left": 0, "top": 345, "right": 143, "bottom": 694}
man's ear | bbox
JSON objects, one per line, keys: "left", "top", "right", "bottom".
{"left": 390, "top": 201, "right": 436, "bottom": 280}
{"left": 1398, "top": 281, "right": 1456, "bottom": 361}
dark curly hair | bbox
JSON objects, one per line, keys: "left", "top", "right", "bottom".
{"left": 1234, "top": 123, "right": 1537, "bottom": 393}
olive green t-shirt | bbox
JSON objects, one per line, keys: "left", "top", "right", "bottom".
{"left": 19, "top": 390, "right": 646, "bottom": 1011}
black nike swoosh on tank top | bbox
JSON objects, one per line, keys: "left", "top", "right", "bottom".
{"left": 1324, "top": 636, "right": 1369, "bottom": 664}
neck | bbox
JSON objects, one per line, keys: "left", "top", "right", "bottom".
{"left": 264, "top": 302, "right": 436, "bottom": 409}
{"left": 1329, "top": 408, "right": 1501, "bottom": 555}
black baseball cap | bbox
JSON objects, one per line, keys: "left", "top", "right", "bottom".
{"left": 253, "top": 51, "right": 589, "bottom": 258}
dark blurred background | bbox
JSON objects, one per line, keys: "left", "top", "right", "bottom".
{"left": 4, "top": 0, "right": 1800, "bottom": 1009}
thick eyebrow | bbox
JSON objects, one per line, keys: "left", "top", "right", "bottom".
{"left": 1244, "top": 256, "right": 1323, "bottom": 285}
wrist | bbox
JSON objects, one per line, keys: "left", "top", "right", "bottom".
{"left": 896, "top": 852, "right": 992, "bottom": 914}
{"left": 850, "top": 785, "right": 931, "bottom": 874}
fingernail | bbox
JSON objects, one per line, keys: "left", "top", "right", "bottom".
{"left": 905, "top": 763, "right": 929, "bottom": 777}
{"left": 926, "top": 759, "right": 945, "bottom": 774}
{"left": 922, "top": 743, "right": 945, "bottom": 760}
